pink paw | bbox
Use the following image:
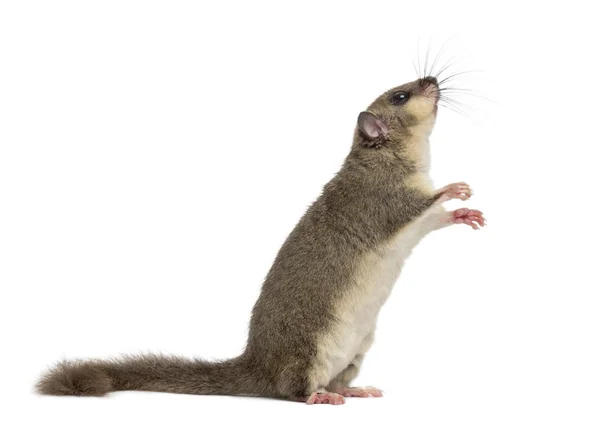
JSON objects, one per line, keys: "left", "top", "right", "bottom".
{"left": 305, "top": 392, "right": 346, "bottom": 405}
{"left": 452, "top": 208, "right": 485, "bottom": 230}
{"left": 339, "top": 386, "right": 384, "bottom": 398}
{"left": 437, "top": 182, "right": 473, "bottom": 202}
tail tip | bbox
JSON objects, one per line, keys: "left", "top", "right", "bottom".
{"left": 36, "top": 360, "right": 113, "bottom": 397}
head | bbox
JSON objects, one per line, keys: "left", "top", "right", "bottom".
{"left": 354, "top": 76, "right": 440, "bottom": 152}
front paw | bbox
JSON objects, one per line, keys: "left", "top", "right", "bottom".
{"left": 436, "top": 182, "right": 473, "bottom": 202}
{"left": 451, "top": 208, "right": 485, "bottom": 230}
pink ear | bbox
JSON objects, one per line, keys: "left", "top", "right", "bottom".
{"left": 357, "top": 112, "right": 388, "bottom": 139}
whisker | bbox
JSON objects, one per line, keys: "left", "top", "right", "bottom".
{"left": 438, "top": 97, "right": 465, "bottom": 108}
{"left": 416, "top": 37, "right": 422, "bottom": 80}
{"left": 439, "top": 97, "right": 472, "bottom": 113}
{"left": 439, "top": 96, "right": 478, "bottom": 115}
{"left": 412, "top": 58, "right": 420, "bottom": 79}
{"left": 438, "top": 88, "right": 491, "bottom": 101}
{"left": 437, "top": 70, "right": 483, "bottom": 86}
{"left": 407, "top": 38, "right": 488, "bottom": 118}
{"left": 439, "top": 103, "right": 469, "bottom": 118}
{"left": 429, "top": 34, "right": 457, "bottom": 77}
{"left": 423, "top": 38, "right": 433, "bottom": 80}
{"left": 438, "top": 93, "right": 470, "bottom": 108}
{"left": 435, "top": 55, "right": 467, "bottom": 80}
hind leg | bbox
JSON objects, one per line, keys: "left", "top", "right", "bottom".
{"left": 327, "top": 355, "right": 383, "bottom": 398}
{"left": 326, "top": 332, "right": 383, "bottom": 398}
{"left": 276, "top": 360, "right": 346, "bottom": 405}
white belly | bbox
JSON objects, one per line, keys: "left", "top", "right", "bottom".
{"left": 309, "top": 204, "right": 445, "bottom": 389}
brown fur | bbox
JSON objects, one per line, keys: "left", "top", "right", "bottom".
{"left": 37, "top": 77, "right": 441, "bottom": 400}
{"left": 37, "top": 355, "right": 259, "bottom": 396}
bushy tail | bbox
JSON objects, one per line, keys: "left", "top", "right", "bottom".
{"left": 36, "top": 354, "right": 256, "bottom": 397}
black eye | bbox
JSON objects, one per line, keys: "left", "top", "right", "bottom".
{"left": 391, "top": 91, "right": 410, "bottom": 105}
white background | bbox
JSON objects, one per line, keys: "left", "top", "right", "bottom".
{"left": 1, "top": 1, "right": 599, "bottom": 420}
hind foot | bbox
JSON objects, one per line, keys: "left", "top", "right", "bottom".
{"left": 302, "top": 392, "right": 346, "bottom": 405}
{"left": 338, "top": 386, "right": 383, "bottom": 398}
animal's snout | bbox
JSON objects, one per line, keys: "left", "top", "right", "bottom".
{"left": 422, "top": 76, "right": 438, "bottom": 86}
{"left": 420, "top": 76, "right": 440, "bottom": 103}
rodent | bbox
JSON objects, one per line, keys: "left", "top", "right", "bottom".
{"left": 36, "top": 74, "right": 485, "bottom": 405}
